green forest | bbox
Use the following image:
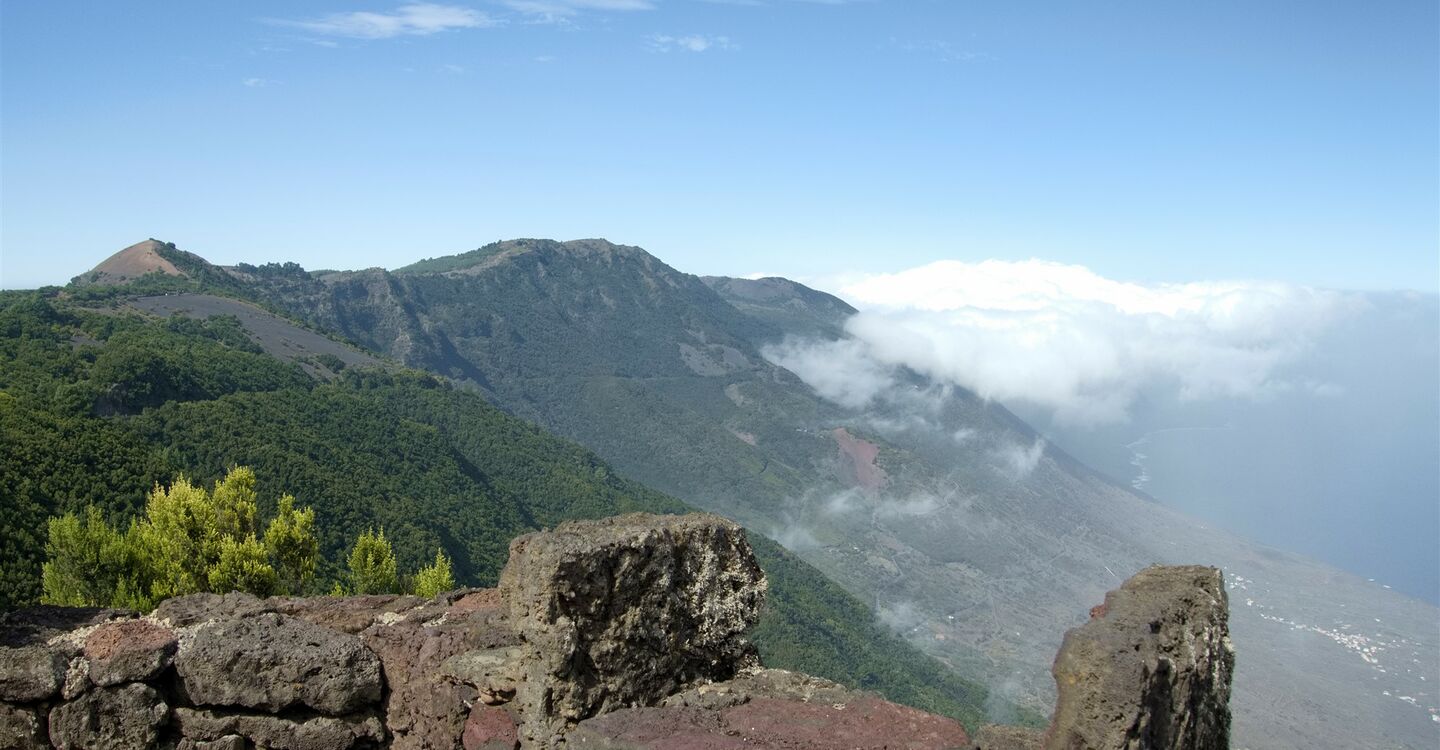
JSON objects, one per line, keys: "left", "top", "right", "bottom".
{"left": 0, "top": 285, "right": 999, "bottom": 728}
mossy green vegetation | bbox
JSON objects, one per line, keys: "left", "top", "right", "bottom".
{"left": 42, "top": 468, "right": 315, "bottom": 609}
{"left": 0, "top": 286, "right": 1001, "bottom": 729}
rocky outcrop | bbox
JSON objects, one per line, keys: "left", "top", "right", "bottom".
{"left": 0, "top": 513, "right": 771, "bottom": 749}
{"left": 176, "top": 611, "right": 383, "bottom": 714}
{"left": 1046, "top": 565, "right": 1234, "bottom": 750}
{"left": 0, "top": 516, "right": 1233, "bottom": 750}
{"left": 568, "top": 669, "right": 972, "bottom": 749}
{"left": 500, "top": 513, "right": 766, "bottom": 746}
{"left": 972, "top": 724, "right": 1044, "bottom": 750}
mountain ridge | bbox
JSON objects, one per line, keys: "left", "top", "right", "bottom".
{"left": 39, "top": 238, "right": 1440, "bottom": 749}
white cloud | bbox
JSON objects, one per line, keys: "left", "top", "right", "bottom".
{"left": 809, "top": 259, "right": 1351, "bottom": 424}
{"left": 877, "top": 601, "right": 921, "bottom": 633}
{"left": 502, "top": 0, "right": 653, "bottom": 22}
{"left": 874, "top": 492, "right": 941, "bottom": 518}
{"left": 270, "top": 3, "right": 495, "bottom": 39}
{"left": 650, "top": 34, "right": 734, "bottom": 52}
{"left": 241, "top": 77, "right": 272, "bottom": 87}
{"left": 769, "top": 517, "right": 820, "bottom": 550}
{"left": 762, "top": 337, "right": 896, "bottom": 409}
{"left": 992, "top": 438, "right": 1045, "bottom": 481}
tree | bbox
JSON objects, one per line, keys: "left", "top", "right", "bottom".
{"left": 347, "top": 528, "right": 399, "bottom": 595}
{"left": 264, "top": 494, "right": 318, "bottom": 595}
{"left": 208, "top": 535, "right": 278, "bottom": 597}
{"left": 40, "top": 506, "right": 128, "bottom": 607}
{"left": 412, "top": 548, "right": 455, "bottom": 598}
{"left": 39, "top": 467, "right": 315, "bottom": 609}
{"left": 130, "top": 474, "right": 219, "bottom": 602}
{"left": 209, "top": 466, "right": 259, "bottom": 545}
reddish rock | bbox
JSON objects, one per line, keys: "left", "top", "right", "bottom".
{"left": 360, "top": 600, "right": 518, "bottom": 750}
{"left": 84, "top": 619, "right": 178, "bottom": 686}
{"left": 449, "top": 589, "right": 501, "bottom": 614}
{"left": 832, "top": 427, "right": 887, "bottom": 492}
{"left": 463, "top": 705, "right": 519, "bottom": 750}
{"left": 571, "top": 695, "right": 970, "bottom": 749}
{"left": 269, "top": 594, "right": 426, "bottom": 635}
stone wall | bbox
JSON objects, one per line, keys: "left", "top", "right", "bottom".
{"left": 0, "top": 515, "right": 1233, "bottom": 750}
{"left": 0, "top": 513, "right": 764, "bottom": 750}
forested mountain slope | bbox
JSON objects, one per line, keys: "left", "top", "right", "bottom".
{"left": 0, "top": 283, "right": 994, "bottom": 728}
{"left": 230, "top": 238, "right": 1439, "bottom": 750}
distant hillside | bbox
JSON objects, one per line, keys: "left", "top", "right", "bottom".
{"left": 702, "top": 275, "right": 857, "bottom": 341}
{"left": 229, "top": 237, "right": 1439, "bottom": 750}
{"left": 0, "top": 269, "right": 1000, "bottom": 729}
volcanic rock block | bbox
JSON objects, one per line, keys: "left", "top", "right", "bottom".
{"left": 151, "top": 591, "right": 273, "bottom": 628}
{"left": 84, "top": 619, "right": 178, "bottom": 686}
{"left": 499, "top": 513, "right": 767, "bottom": 746}
{"left": 462, "top": 705, "right": 519, "bottom": 750}
{"left": 173, "top": 706, "right": 386, "bottom": 750}
{"left": 48, "top": 682, "right": 169, "bottom": 750}
{"left": 569, "top": 669, "right": 971, "bottom": 750}
{"left": 1047, "top": 565, "right": 1233, "bottom": 750}
{"left": 271, "top": 594, "right": 427, "bottom": 635}
{"left": 176, "top": 611, "right": 383, "bottom": 715}
{"left": 0, "top": 702, "right": 48, "bottom": 749}
{"left": 359, "top": 590, "right": 519, "bottom": 750}
{"left": 0, "top": 645, "right": 68, "bottom": 702}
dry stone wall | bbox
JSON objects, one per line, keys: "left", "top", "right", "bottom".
{"left": 0, "top": 515, "right": 1233, "bottom": 750}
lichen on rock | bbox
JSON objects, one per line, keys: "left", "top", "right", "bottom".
{"left": 499, "top": 512, "right": 767, "bottom": 745}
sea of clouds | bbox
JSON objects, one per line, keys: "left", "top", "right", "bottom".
{"left": 768, "top": 259, "right": 1353, "bottom": 424}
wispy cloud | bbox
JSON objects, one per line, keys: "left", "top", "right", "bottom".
{"left": 889, "top": 37, "right": 992, "bottom": 64}
{"left": 242, "top": 77, "right": 276, "bottom": 88}
{"left": 649, "top": 33, "right": 735, "bottom": 52}
{"left": 992, "top": 438, "right": 1046, "bottom": 481}
{"left": 502, "top": 0, "right": 653, "bottom": 23}
{"left": 268, "top": 3, "right": 496, "bottom": 39}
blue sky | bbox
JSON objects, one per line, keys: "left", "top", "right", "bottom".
{"left": 2, "top": 0, "right": 1436, "bottom": 291}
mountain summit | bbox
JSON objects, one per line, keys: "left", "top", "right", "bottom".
{"left": 72, "top": 239, "right": 186, "bottom": 285}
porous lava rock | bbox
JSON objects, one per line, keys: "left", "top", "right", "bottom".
{"left": 175, "top": 610, "right": 382, "bottom": 715}
{"left": 1046, "top": 565, "right": 1233, "bottom": 750}
{"left": 499, "top": 513, "right": 766, "bottom": 745}
{"left": 0, "top": 606, "right": 129, "bottom": 704}
{"left": 972, "top": 724, "right": 1044, "bottom": 750}
{"left": 272, "top": 594, "right": 427, "bottom": 635}
{"left": 172, "top": 706, "right": 386, "bottom": 750}
{"left": 0, "top": 701, "right": 48, "bottom": 749}
{"left": 462, "top": 705, "right": 519, "bottom": 750}
{"left": 569, "top": 669, "right": 971, "bottom": 750}
{"left": 0, "top": 645, "right": 68, "bottom": 702}
{"left": 83, "top": 619, "right": 177, "bottom": 686}
{"left": 47, "top": 682, "right": 169, "bottom": 749}
{"left": 359, "top": 590, "right": 519, "bottom": 750}
{"left": 151, "top": 592, "right": 273, "bottom": 628}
